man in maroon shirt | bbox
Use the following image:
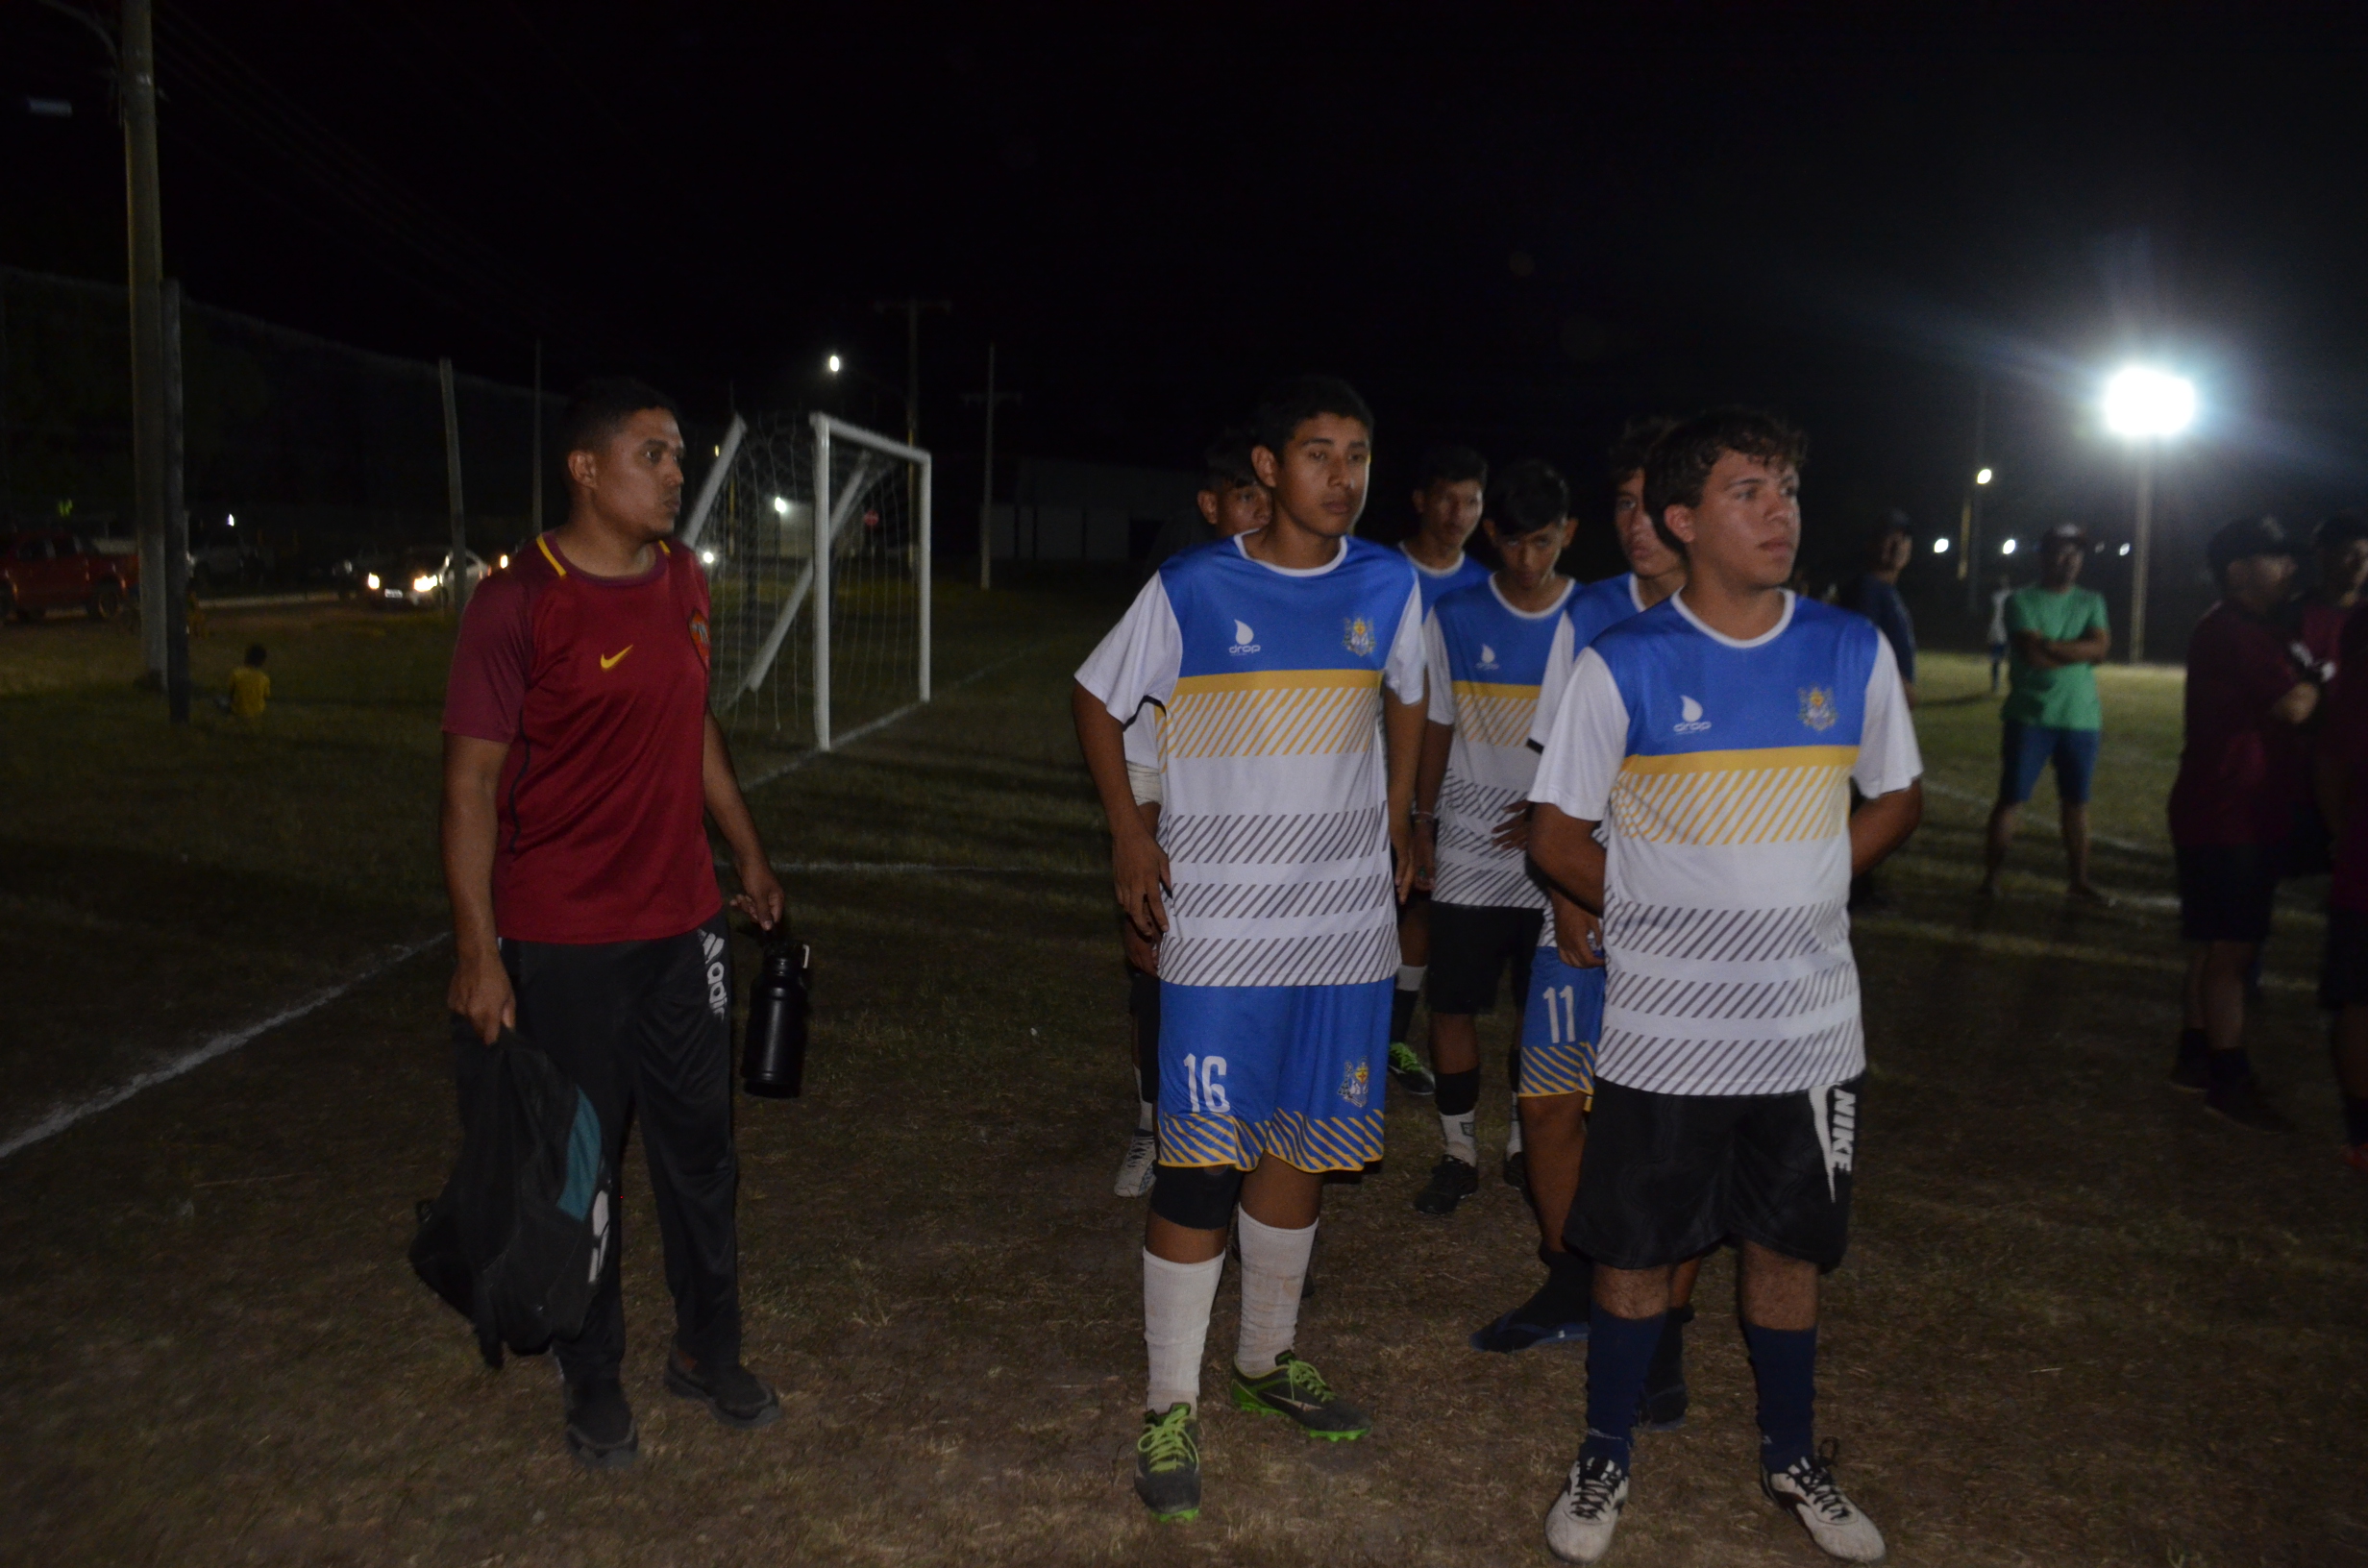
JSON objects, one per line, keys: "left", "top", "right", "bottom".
{"left": 2167, "top": 516, "right": 2318, "bottom": 1132}
{"left": 442, "top": 378, "right": 786, "bottom": 1468}
{"left": 2312, "top": 605, "right": 2368, "bottom": 1169}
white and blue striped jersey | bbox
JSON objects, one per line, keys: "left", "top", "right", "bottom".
{"left": 1530, "top": 592, "right": 1920, "bottom": 1097}
{"left": 1075, "top": 534, "right": 1427, "bottom": 988}
{"left": 1422, "top": 577, "right": 1573, "bottom": 909}
{"left": 1402, "top": 544, "right": 1491, "bottom": 614}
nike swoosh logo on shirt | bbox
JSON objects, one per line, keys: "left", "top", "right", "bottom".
{"left": 600, "top": 646, "right": 633, "bottom": 670}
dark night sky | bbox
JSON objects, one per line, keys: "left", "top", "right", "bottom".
{"left": 9, "top": 2, "right": 2368, "bottom": 580}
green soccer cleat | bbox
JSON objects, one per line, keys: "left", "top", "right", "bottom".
{"left": 1134, "top": 1403, "right": 1201, "bottom": 1522}
{"left": 1387, "top": 1041, "right": 1436, "bottom": 1097}
{"left": 1229, "top": 1351, "right": 1372, "bottom": 1441}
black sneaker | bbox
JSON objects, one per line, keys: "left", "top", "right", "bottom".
{"left": 1133, "top": 1403, "right": 1201, "bottom": 1522}
{"left": 2205, "top": 1076, "right": 2294, "bottom": 1133}
{"left": 1229, "top": 1350, "right": 1371, "bottom": 1440}
{"left": 663, "top": 1345, "right": 782, "bottom": 1429}
{"left": 1503, "top": 1148, "right": 1529, "bottom": 1191}
{"left": 562, "top": 1377, "right": 639, "bottom": 1470}
{"left": 1412, "top": 1155, "right": 1479, "bottom": 1216}
{"left": 1387, "top": 1041, "right": 1436, "bottom": 1096}
{"left": 2168, "top": 1041, "right": 2209, "bottom": 1092}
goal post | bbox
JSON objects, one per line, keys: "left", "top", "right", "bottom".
{"left": 692, "top": 410, "right": 930, "bottom": 751}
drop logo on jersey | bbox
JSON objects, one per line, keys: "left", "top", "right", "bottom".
{"left": 1477, "top": 642, "right": 1499, "bottom": 671}
{"left": 1674, "top": 695, "right": 1712, "bottom": 733}
{"left": 1337, "top": 1058, "right": 1371, "bottom": 1109}
{"left": 1228, "top": 619, "right": 1262, "bottom": 655}
{"left": 1343, "top": 616, "right": 1376, "bottom": 657}
{"left": 1798, "top": 686, "right": 1838, "bottom": 732}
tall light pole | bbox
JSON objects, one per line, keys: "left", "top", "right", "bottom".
{"left": 2102, "top": 366, "right": 2197, "bottom": 664}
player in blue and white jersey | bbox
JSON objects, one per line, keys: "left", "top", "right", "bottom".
{"left": 1528, "top": 408, "right": 1921, "bottom": 1565}
{"left": 1073, "top": 377, "right": 1428, "bottom": 1524}
{"left": 1386, "top": 444, "right": 1493, "bottom": 1095}
{"left": 1406, "top": 461, "right": 1574, "bottom": 1221}
{"left": 1110, "top": 428, "right": 1272, "bottom": 1201}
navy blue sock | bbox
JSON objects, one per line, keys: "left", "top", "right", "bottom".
{"left": 1744, "top": 1323, "right": 1818, "bottom": 1473}
{"left": 2207, "top": 1048, "right": 2253, "bottom": 1090}
{"left": 1578, "top": 1307, "right": 1665, "bottom": 1468}
{"left": 2176, "top": 1027, "right": 2208, "bottom": 1069}
{"left": 1390, "top": 985, "right": 1419, "bottom": 1045}
{"left": 2344, "top": 1095, "right": 2368, "bottom": 1149}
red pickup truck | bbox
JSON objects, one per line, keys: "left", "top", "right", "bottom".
{"left": 0, "top": 530, "right": 140, "bottom": 622}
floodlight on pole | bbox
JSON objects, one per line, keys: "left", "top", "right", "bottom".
{"left": 1932, "top": 537, "right": 1950, "bottom": 554}
{"left": 826, "top": 354, "right": 842, "bottom": 375}
{"left": 2102, "top": 365, "right": 2197, "bottom": 663}
{"left": 1975, "top": 467, "right": 1993, "bottom": 486}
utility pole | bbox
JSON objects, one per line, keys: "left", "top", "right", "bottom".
{"left": 963, "top": 342, "right": 1023, "bottom": 590}
{"left": 530, "top": 339, "right": 543, "bottom": 536}
{"left": 439, "top": 358, "right": 470, "bottom": 619}
{"left": 1963, "top": 377, "right": 1987, "bottom": 617}
{"left": 161, "top": 279, "right": 188, "bottom": 723}
{"left": 122, "top": 0, "right": 169, "bottom": 683}
{"left": 2130, "top": 448, "right": 2154, "bottom": 665}
{"left": 873, "top": 298, "right": 952, "bottom": 448}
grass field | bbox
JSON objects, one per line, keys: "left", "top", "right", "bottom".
{"left": 0, "top": 591, "right": 2362, "bottom": 1566}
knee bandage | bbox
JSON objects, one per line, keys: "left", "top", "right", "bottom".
{"left": 1149, "top": 1162, "right": 1244, "bottom": 1230}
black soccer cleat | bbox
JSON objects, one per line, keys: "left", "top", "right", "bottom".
{"left": 2205, "top": 1075, "right": 2294, "bottom": 1134}
{"left": 1134, "top": 1404, "right": 1202, "bottom": 1522}
{"left": 562, "top": 1376, "right": 639, "bottom": 1470}
{"left": 1503, "top": 1148, "right": 1529, "bottom": 1192}
{"left": 1229, "top": 1351, "right": 1371, "bottom": 1440}
{"left": 1387, "top": 1041, "right": 1437, "bottom": 1097}
{"left": 1412, "top": 1155, "right": 1479, "bottom": 1216}
{"left": 663, "top": 1345, "right": 782, "bottom": 1429}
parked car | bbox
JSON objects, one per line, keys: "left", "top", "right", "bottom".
{"left": 363, "top": 548, "right": 488, "bottom": 610}
{"left": 0, "top": 530, "right": 139, "bottom": 622}
{"left": 189, "top": 541, "right": 272, "bottom": 589}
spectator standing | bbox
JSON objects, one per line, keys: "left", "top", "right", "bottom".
{"left": 1986, "top": 573, "right": 2013, "bottom": 694}
{"left": 1836, "top": 513, "right": 1917, "bottom": 705}
{"left": 1980, "top": 524, "right": 2111, "bottom": 901}
{"left": 2166, "top": 516, "right": 2319, "bottom": 1131}
{"left": 2311, "top": 607, "right": 2368, "bottom": 1169}
{"left": 2285, "top": 513, "right": 2368, "bottom": 875}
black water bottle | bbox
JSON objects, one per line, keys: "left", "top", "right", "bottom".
{"left": 740, "top": 929, "right": 811, "bottom": 1098}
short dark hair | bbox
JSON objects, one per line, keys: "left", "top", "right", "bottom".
{"left": 1417, "top": 443, "right": 1489, "bottom": 492}
{"left": 559, "top": 377, "right": 680, "bottom": 457}
{"left": 243, "top": 643, "right": 266, "bottom": 667}
{"left": 2315, "top": 510, "right": 2368, "bottom": 550}
{"left": 1607, "top": 417, "right": 1675, "bottom": 487}
{"left": 1252, "top": 375, "right": 1374, "bottom": 457}
{"left": 2206, "top": 514, "right": 2294, "bottom": 584}
{"left": 1201, "top": 425, "right": 1261, "bottom": 492}
{"left": 1641, "top": 406, "right": 1808, "bottom": 554}
{"left": 1487, "top": 459, "right": 1569, "bottom": 537}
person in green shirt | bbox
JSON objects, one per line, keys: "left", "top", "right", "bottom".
{"left": 1980, "top": 524, "right": 2113, "bottom": 900}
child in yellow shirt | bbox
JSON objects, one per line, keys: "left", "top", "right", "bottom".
{"left": 227, "top": 644, "right": 270, "bottom": 718}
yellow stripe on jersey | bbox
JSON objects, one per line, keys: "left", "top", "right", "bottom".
{"left": 1449, "top": 680, "right": 1541, "bottom": 748}
{"left": 1166, "top": 668, "right": 1382, "bottom": 759}
{"left": 1610, "top": 745, "right": 1858, "bottom": 845}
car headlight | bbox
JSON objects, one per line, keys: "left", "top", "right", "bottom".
{"left": 412, "top": 575, "right": 439, "bottom": 593}
{"left": 364, "top": 573, "right": 380, "bottom": 590}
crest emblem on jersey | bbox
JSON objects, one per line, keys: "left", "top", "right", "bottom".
{"left": 1798, "top": 686, "right": 1838, "bottom": 732}
{"left": 1674, "top": 695, "right": 1711, "bottom": 733}
{"left": 1343, "top": 616, "right": 1376, "bottom": 657}
{"left": 1228, "top": 619, "right": 1261, "bottom": 655}
{"left": 1477, "top": 643, "right": 1499, "bottom": 671}
{"left": 1338, "top": 1059, "right": 1371, "bottom": 1109}
{"left": 688, "top": 612, "right": 711, "bottom": 668}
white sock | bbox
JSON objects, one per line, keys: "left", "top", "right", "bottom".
{"left": 1143, "top": 1250, "right": 1224, "bottom": 1414}
{"left": 1234, "top": 1211, "right": 1318, "bottom": 1377}
{"left": 1396, "top": 964, "right": 1427, "bottom": 993}
{"left": 1439, "top": 1110, "right": 1477, "bottom": 1164}
{"left": 1505, "top": 1109, "right": 1525, "bottom": 1158}
{"left": 1136, "top": 1099, "right": 1156, "bottom": 1134}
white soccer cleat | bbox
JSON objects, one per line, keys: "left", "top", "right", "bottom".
{"left": 1114, "top": 1128, "right": 1158, "bottom": 1197}
{"left": 1545, "top": 1452, "right": 1629, "bottom": 1563}
{"left": 1763, "top": 1443, "right": 1887, "bottom": 1561}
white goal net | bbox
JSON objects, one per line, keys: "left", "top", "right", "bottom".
{"left": 683, "top": 412, "right": 931, "bottom": 749}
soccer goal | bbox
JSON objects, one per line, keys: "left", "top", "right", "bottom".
{"left": 682, "top": 411, "right": 931, "bottom": 749}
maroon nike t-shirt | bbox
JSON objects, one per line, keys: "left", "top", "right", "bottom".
{"left": 2166, "top": 601, "right": 2309, "bottom": 849}
{"left": 442, "top": 534, "right": 722, "bottom": 944}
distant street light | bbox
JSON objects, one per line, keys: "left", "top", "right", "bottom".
{"left": 1975, "top": 467, "right": 1994, "bottom": 486}
{"left": 2102, "top": 365, "right": 2197, "bottom": 662}
{"left": 826, "top": 354, "right": 843, "bottom": 375}
{"left": 1932, "top": 537, "right": 1950, "bottom": 554}
{"left": 2002, "top": 538, "right": 2018, "bottom": 555}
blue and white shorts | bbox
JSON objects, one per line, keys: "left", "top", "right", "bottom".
{"left": 1156, "top": 978, "right": 1393, "bottom": 1174}
{"left": 1518, "top": 944, "right": 1603, "bottom": 1105}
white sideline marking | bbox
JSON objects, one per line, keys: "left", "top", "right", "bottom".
{"left": 739, "top": 641, "right": 1054, "bottom": 791}
{"left": 0, "top": 934, "right": 449, "bottom": 1163}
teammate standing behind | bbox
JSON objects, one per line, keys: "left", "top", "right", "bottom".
{"left": 1528, "top": 408, "right": 1920, "bottom": 1563}
{"left": 1388, "top": 444, "right": 1493, "bottom": 1096}
{"left": 1114, "top": 429, "right": 1272, "bottom": 1198}
{"left": 2166, "top": 517, "right": 2318, "bottom": 1130}
{"left": 1073, "top": 377, "right": 1427, "bottom": 1523}
{"left": 1408, "top": 461, "right": 1576, "bottom": 1218}
{"left": 441, "top": 378, "right": 787, "bottom": 1469}
{"left": 2311, "top": 603, "right": 2368, "bottom": 1169}
{"left": 1980, "top": 523, "right": 2110, "bottom": 901}
{"left": 1469, "top": 420, "right": 1707, "bottom": 1390}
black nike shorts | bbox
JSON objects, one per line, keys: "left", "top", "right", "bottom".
{"left": 1567, "top": 1073, "right": 1864, "bottom": 1272}
{"left": 2322, "top": 908, "right": 2368, "bottom": 1010}
{"left": 1426, "top": 902, "right": 1544, "bottom": 1016}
